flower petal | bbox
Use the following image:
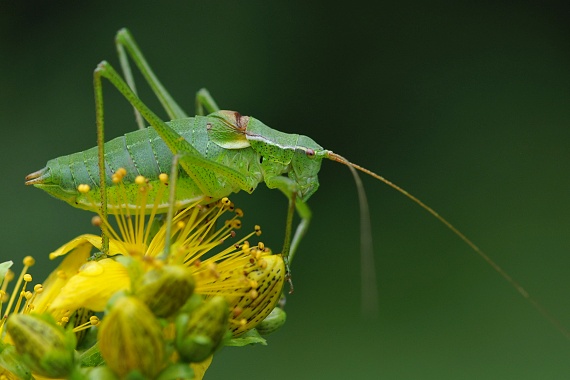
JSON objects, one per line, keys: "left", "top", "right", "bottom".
{"left": 32, "top": 241, "right": 91, "bottom": 314}
{"left": 191, "top": 355, "right": 213, "bottom": 380}
{"left": 49, "top": 258, "right": 130, "bottom": 313}
{"left": 49, "top": 234, "right": 123, "bottom": 260}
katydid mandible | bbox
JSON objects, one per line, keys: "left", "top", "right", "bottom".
{"left": 24, "top": 29, "right": 568, "bottom": 335}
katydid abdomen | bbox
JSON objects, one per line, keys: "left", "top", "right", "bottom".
{"left": 25, "top": 115, "right": 266, "bottom": 213}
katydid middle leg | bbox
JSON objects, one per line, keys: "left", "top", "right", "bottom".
{"left": 264, "top": 175, "right": 312, "bottom": 282}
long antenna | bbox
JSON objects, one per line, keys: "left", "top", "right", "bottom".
{"left": 326, "top": 151, "right": 570, "bottom": 340}
{"left": 344, "top": 162, "right": 379, "bottom": 318}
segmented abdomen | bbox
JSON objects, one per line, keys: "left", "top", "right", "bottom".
{"left": 51, "top": 116, "right": 234, "bottom": 189}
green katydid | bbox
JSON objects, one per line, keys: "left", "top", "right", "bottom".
{"left": 24, "top": 29, "right": 568, "bottom": 336}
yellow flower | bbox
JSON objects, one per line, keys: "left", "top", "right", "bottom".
{"left": 48, "top": 171, "right": 285, "bottom": 336}
{"left": 0, "top": 257, "right": 97, "bottom": 380}
{"left": 2, "top": 169, "right": 287, "bottom": 379}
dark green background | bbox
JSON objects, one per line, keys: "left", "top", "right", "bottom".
{"left": 2, "top": 1, "right": 570, "bottom": 379}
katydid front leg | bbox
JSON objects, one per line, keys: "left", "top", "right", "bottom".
{"left": 264, "top": 175, "right": 312, "bottom": 274}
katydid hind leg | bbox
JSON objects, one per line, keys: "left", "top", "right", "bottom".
{"left": 94, "top": 61, "right": 256, "bottom": 200}
{"left": 115, "top": 31, "right": 145, "bottom": 130}
{"left": 115, "top": 28, "right": 188, "bottom": 127}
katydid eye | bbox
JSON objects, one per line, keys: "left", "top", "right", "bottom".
{"left": 306, "top": 149, "right": 315, "bottom": 158}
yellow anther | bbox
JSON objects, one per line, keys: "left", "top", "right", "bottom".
{"left": 34, "top": 284, "right": 43, "bottom": 293}
{"left": 208, "top": 263, "right": 219, "bottom": 278}
{"left": 135, "top": 175, "right": 146, "bottom": 185}
{"left": 23, "top": 274, "right": 32, "bottom": 282}
{"left": 23, "top": 256, "right": 35, "bottom": 266}
{"left": 249, "top": 289, "right": 259, "bottom": 299}
{"left": 77, "top": 184, "right": 91, "bottom": 193}
{"left": 90, "top": 316, "right": 100, "bottom": 326}
{"left": 112, "top": 175, "right": 121, "bottom": 183}
{"left": 232, "top": 220, "right": 242, "bottom": 229}
{"left": 239, "top": 318, "right": 247, "bottom": 326}
{"left": 24, "top": 291, "right": 32, "bottom": 300}
{"left": 57, "top": 270, "right": 67, "bottom": 280}
{"left": 159, "top": 173, "right": 168, "bottom": 183}
{"left": 221, "top": 197, "right": 231, "bottom": 206}
{"left": 259, "top": 259, "right": 268, "bottom": 269}
{"left": 176, "top": 221, "right": 186, "bottom": 229}
{"left": 117, "top": 167, "right": 127, "bottom": 177}
{"left": 61, "top": 316, "right": 69, "bottom": 323}
{"left": 254, "top": 225, "right": 262, "bottom": 236}
{"left": 233, "top": 306, "right": 243, "bottom": 317}
{"left": 258, "top": 242, "right": 265, "bottom": 250}
{"left": 91, "top": 216, "right": 102, "bottom": 227}
{"left": 249, "top": 280, "right": 258, "bottom": 289}
{"left": 235, "top": 208, "right": 244, "bottom": 217}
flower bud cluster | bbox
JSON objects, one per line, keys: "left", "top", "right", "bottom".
{"left": 1, "top": 195, "right": 289, "bottom": 379}
{"left": 97, "top": 263, "right": 230, "bottom": 379}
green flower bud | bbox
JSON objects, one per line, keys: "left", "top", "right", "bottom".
{"left": 256, "top": 307, "right": 287, "bottom": 335}
{"left": 76, "top": 365, "right": 119, "bottom": 380}
{"left": 98, "top": 296, "right": 165, "bottom": 379}
{"left": 156, "top": 363, "right": 195, "bottom": 380}
{"left": 0, "top": 343, "right": 32, "bottom": 380}
{"left": 135, "top": 264, "right": 195, "bottom": 318}
{"left": 175, "top": 296, "right": 229, "bottom": 363}
{"left": 5, "top": 313, "right": 76, "bottom": 378}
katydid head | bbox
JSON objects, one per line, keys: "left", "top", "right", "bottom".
{"left": 288, "top": 135, "right": 328, "bottom": 201}
{"left": 210, "top": 110, "right": 329, "bottom": 201}
{"left": 246, "top": 118, "right": 328, "bottom": 202}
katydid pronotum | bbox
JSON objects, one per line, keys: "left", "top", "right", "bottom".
{"left": 25, "top": 28, "right": 568, "bottom": 338}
